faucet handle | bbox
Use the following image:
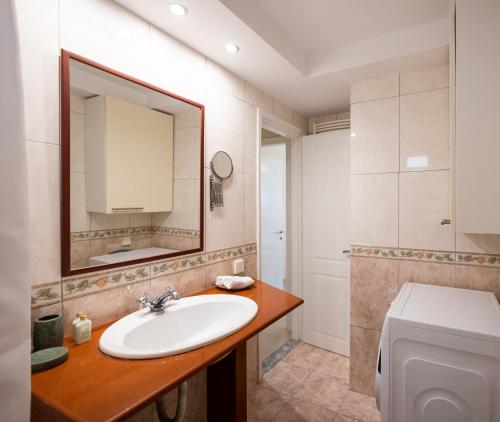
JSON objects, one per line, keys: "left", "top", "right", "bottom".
{"left": 138, "top": 291, "right": 151, "bottom": 309}
{"left": 164, "top": 286, "right": 180, "bottom": 300}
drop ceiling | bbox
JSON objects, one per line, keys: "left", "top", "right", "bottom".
{"left": 115, "top": 0, "right": 449, "bottom": 117}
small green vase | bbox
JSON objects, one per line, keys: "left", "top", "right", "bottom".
{"left": 33, "top": 314, "right": 63, "bottom": 351}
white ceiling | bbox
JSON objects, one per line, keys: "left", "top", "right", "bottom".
{"left": 115, "top": 0, "right": 449, "bottom": 117}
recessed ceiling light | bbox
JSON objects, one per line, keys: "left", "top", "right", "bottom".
{"left": 225, "top": 43, "right": 240, "bottom": 54}
{"left": 169, "top": 3, "right": 188, "bottom": 16}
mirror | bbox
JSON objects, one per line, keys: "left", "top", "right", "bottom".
{"left": 61, "top": 50, "right": 204, "bottom": 276}
{"left": 211, "top": 151, "right": 233, "bottom": 179}
{"left": 209, "top": 151, "right": 233, "bottom": 211}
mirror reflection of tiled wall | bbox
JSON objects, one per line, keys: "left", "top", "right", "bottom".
{"left": 69, "top": 96, "right": 201, "bottom": 270}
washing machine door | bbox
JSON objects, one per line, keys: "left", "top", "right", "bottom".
{"left": 375, "top": 341, "right": 382, "bottom": 411}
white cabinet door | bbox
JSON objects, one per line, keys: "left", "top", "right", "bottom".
{"left": 302, "top": 130, "right": 350, "bottom": 356}
{"left": 455, "top": 0, "right": 500, "bottom": 233}
{"left": 85, "top": 96, "right": 173, "bottom": 214}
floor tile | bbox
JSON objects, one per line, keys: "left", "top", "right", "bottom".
{"left": 316, "top": 352, "right": 350, "bottom": 385}
{"left": 338, "top": 390, "right": 380, "bottom": 422}
{"left": 282, "top": 341, "right": 327, "bottom": 371}
{"left": 333, "top": 414, "right": 360, "bottom": 422}
{"left": 275, "top": 399, "right": 337, "bottom": 422}
{"left": 262, "top": 360, "right": 311, "bottom": 396}
{"left": 292, "top": 370, "right": 349, "bottom": 413}
{"left": 250, "top": 342, "right": 380, "bottom": 422}
{"left": 248, "top": 384, "right": 287, "bottom": 420}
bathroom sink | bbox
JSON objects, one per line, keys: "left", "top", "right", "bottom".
{"left": 99, "top": 294, "right": 258, "bottom": 359}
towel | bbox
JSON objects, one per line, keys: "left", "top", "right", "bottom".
{"left": 215, "top": 276, "right": 254, "bottom": 290}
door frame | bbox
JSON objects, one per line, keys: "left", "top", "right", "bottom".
{"left": 256, "top": 109, "right": 304, "bottom": 378}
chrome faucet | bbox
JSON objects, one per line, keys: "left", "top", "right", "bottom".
{"left": 138, "top": 287, "right": 181, "bottom": 312}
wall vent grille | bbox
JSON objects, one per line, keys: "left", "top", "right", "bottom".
{"left": 312, "top": 119, "right": 350, "bottom": 134}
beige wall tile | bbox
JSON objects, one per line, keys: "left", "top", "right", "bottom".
{"left": 150, "top": 267, "right": 207, "bottom": 298}
{"left": 70, "top": 171, "right": 91, "bottom": 232}
{"left": 173, "top": 126, "right": 197, "bottom": 180}
{"left": 130, "top": 213, "right": 151, "bottom": 228}
{"left": 456, "top": 232, "right": 500, "bottom": 254}
{"left": 16, "top": 0, "right": 60, "bottom": 144}
{"left": 247, "top": 336, "right": 258, "bottom": 389}
{"left": 174, "top": 110, "right": 198, "bottom": 130}
{"left": 351, "top": 257, "right": 398, "bottom": 330}
{"left": 205, "top": 260, "right": 233, "bottom": 285}
{"left": 351, "top": 173, "right": 398, "bottom": 247}
{"left": 206, "top": 59, "right": 245, "bottom": 99}
{"left": 272, "top": 99, "right": 295, "bottom": 124}
{"left": 130, "top": 234, "right": 152, "bottom": 250}
{"left": 60, "top": 9, "right": 149, "bottom": 83}
{"left": 243, "top": 82, "right": 273, "bottom": 113}
{"left": 351, "top": 97, "right": 399, "bottom": 174}
{"left": 400, "top": 64, "right": 449, "bottom": 95}
{"left": 243, "top": 103, "right": 258, "bottom": 175}
{"left": 70, "top": 94, "right": 85, "bottom": 114}
{"left": 71, "top": 240, "right": 90, "bottom": 269}
{"left": 70, "top": 111, "right": 85, "bottom": 172}
{"left": 27, "top": 141, "right": 61, "bottom": 286}
{"left": 90, "top": 237, "right": 127, "bottom": 257}
{"left": 205, "top": 87, "right": 245, "bottom": 172}
{"left": 91, "top": 213, "right": 129, "bottom": 231}
{"left": 62, "top": 280, "right": 150, "bottom": 334}
{"left": 455, "top": 265, "right": 500, "bottom": 300}
{"left": 350, "top": 326, "right": 380, "bottom": 397}
{"left": 149, "top": 26, "right": 206, "bottom": 105}
{"left": 400, "top": 88, "right": 450, "bottom": 171}
{"left": 245, "top": 253, "right": 257, "bottom": 279}
{"left": 399, "top": 260, "right": 455, "bottom": 288}
{"left": 205, "top": 170, "right": 245, "bottom": 252}
{"left": 293, "top": 112, "right": 308, "bottom": 134}
{"left": 244, "top": 173, "right": 257, "bottom": 245}
{"left": 399, "top": 170, "right": 454, "bottom": 251}
{"left": 351, "top": 74, "right": 399, "bottom": 104}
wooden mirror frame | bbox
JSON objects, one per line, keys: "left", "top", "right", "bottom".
{"left": 61, "top": 49, "right": 205, "bottom": 276}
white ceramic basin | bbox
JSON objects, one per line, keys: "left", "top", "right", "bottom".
{"left": 99, "top": 294, "right": 258, "bottom": 359}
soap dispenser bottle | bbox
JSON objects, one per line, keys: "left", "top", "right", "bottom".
{"left": 72, "top": 312, "right": 92, "bottom": 344}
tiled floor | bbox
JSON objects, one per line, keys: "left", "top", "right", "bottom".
{"left": 248, "top": 342, "right": 380, "bottom": 422}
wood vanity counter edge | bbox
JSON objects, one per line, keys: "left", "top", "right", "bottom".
{"left": 31, "top": 280, "right": 303, "bottom": 422}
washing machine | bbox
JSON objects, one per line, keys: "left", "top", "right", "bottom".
{"left": 376, "top": 282, "right": 500, "bottom": 422}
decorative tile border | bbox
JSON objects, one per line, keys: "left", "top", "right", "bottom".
{"left": 61, "top": 263, "right": 150, "bottom": 301}
{"left": 32, "top": 243, "right": 258, "bottom": 307}
{"left": 456, "top": 252, "right": 500, "bottom": 268}
{"left": 353, "top": 245, "right": 500, "bottom": 267}
{"left": 206, "top": 243, "right": 257, "bottom": 264}
{"left": 31, "top": 281, "right": 61, "bottom": 309}
{"left": 71, "top": 226, "right": 152, "bottom": 242}
{"left": 399, "top": 248, "right": 455, "bottom": 263}
{"left": 151, "top": 227, "right": 200, "bottom": 239}
{"left": 151, "top": 253, "right": 206, "bottom": 279}
{"left": 351, "top": 245, "right": 398, "bottom": 259}
{"left": 71, "top": 226, "right": 200, "bottom": 242}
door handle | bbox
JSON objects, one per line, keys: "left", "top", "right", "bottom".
{"left": 342, "top": 249, "right": 351, "bottom": 254}
{"left": 274, "top": 230, "right": 284, "bottom": 234}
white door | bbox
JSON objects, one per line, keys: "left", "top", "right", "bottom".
{"left": 302, "top": 130, "right": 350, "bottom": 356}
{"left": 260, "top": 143, "right": 286, "bottom": 290}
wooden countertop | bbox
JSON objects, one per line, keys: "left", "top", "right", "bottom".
{"left": 31, "top": 281, "right": 303, "bottom": 422}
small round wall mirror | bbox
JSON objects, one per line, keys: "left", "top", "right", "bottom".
{"left": 211, "top": 151, "right": 233, "bottom": 179}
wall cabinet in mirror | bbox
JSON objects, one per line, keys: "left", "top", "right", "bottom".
{"left": 85, "top": 96, "right": 173, "bottom": 214}
{"left": 61, "top": 50, "right": 204, "bottom": 276}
